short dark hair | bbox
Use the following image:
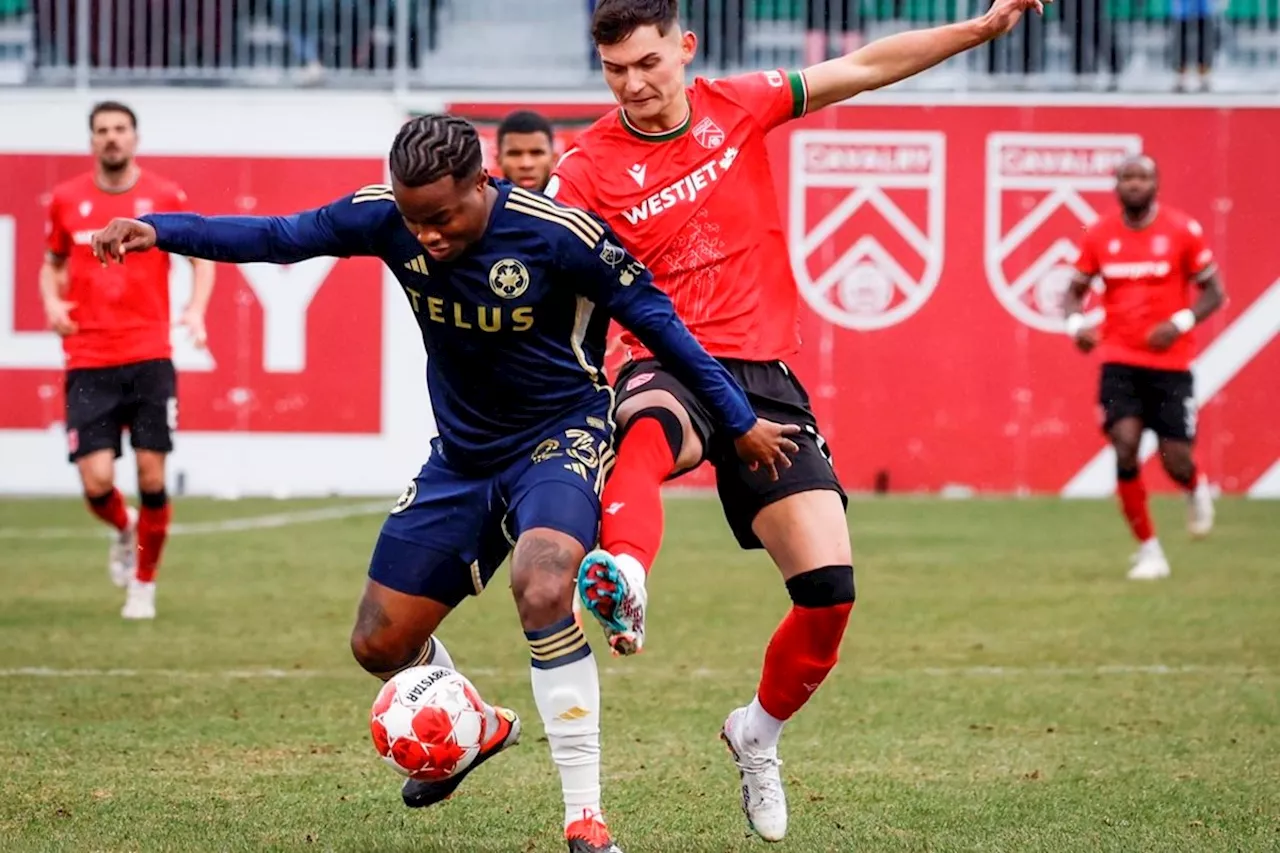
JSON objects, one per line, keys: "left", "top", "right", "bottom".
{"left": 390, "top": 114, "right": 484, "bottom": 188}
{"left": 591, "top": 0, "right": 679, "bottom": 46}
{"left": 89, "top": 101, "right": 137, "bottom": 130}
{"left": 496, "top": 111, "right": 554, "bottom": 149}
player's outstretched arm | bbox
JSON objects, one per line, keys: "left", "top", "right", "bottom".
{"left": 92, "top": 197, "right": 379, "bottom": 267}
{"left": 802, "top": 0, "right": 1048, "bottom": 111}
{"left": 565, "top": 231, "right": 800, "bottom": 478}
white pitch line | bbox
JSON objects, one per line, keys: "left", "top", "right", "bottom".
{"left": 0, "top": 664, "right": 1267, "bottom": 680}
{"left": 0, "top": 501, "right": 389, "bottom": 540}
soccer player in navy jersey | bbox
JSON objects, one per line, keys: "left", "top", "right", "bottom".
{"left": 91, "top": 114, "right": 798, "bottom": 853}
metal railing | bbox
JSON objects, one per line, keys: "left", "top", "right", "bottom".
{"left": 1, "top": 0, "right": 1277, "bottom": 90}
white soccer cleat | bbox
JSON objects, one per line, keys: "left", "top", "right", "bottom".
{"left": 108, "top": 506, "right": 138, "bottom": 588}
{"left": 1127, "top": 538, "right": 1171, "bottom": 581}
{"left": 576, "top": 549, "right": 648, "bottom": 656}
{"left": 720, "top": 706, "right": 788, "bottom": 842}
{"left": 1187, "top": 475, "right": 1215, "bottom": 539}
{"left": 121, "top": 579, "right": 156, "bottom": 620}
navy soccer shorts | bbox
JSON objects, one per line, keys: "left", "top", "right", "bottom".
{"left": 368, "top": 411, "right": 613, "bottom": 606}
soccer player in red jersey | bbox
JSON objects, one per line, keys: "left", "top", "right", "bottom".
{"left": 1063, "top": 155, "right": 1224, "bottom": 581}
{"left": 41, "top": 101, "right": 215, "bottom": 619}
{"left": 551, "top": 0, "right": 1046, "bottom": 840}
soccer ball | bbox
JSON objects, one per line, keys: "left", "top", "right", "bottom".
{"left": 369, "top": 665, "right": 488, "bottom": 781}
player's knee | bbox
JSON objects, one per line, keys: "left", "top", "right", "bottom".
{"left": 510, "top": 533, "right": 578, "bottom": 629}
{"left": 1113, "top": 443, "right": 1142, "bottom": 473}
{"left": 1159, "top": 447, "right": 1194, "bottom": 482}
{"left": 79, "top": 468, "right": 114, "bottom": 497}
{"left": 621, "top": 406, "right": 686, "bottom": 460}
{"left": 786, "top": 565, "right": 856, "bottom": 652}
{"left": 349, "top": 627, "right": 412, "bottom": 676}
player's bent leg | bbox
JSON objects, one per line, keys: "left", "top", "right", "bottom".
{"left": 579, "top": 389, "right": 701, "bottom": 657}
{"left": 1159, "top": 437, "right": 1214, "bottom": 539}
{"left": 360, "top": 533, "right": 522, "bottom": 810}
{"left": 510, "top": 482, "right": 621, "bottom": 851}
{"left": 77, "top": 449, "right": 136, "bottom": 590}
{"left": 120, "top": 450, "right": 169, "bottom": 620}
{"left": 1109, "top": 418, "right": 1169, "bottom": 579}
{"left": 721, "top": 488, "right": 853, "bottom": 843}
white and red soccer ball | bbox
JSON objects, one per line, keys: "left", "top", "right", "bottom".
{"left": 369, "top": 666, "right": 487, "bottom": 781}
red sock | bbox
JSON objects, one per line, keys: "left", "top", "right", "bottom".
{"left": 599, "top": 418, "right": 674, "bottom": 573}
{"left": 86, "top": 488, "right": 129, "bottom": 531}
{"left": 757, "top": 602, "right": 853, "bottom": 721}
{"left": 135, "top": 502, "right": 172, "bottom": 583}
{"left": 1117, "top": 472, "right": 1154, "bottom": 542}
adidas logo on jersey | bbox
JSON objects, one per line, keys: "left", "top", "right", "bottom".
{"left": 622, "top": 148, "right": 739, "bottom": 226}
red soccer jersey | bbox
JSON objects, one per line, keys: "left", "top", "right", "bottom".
{"left": 46, "top": 170, "right": 188, "bottom": 369}
{"left": 549, "top": 70, "right": 809, "bottom": 362}
{"left": 1074, "top": 205, "right": 1216, "bottom": 372}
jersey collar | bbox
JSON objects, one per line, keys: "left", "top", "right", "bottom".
{"left": 618, "top": 97, "right": 692, "bottom": 143}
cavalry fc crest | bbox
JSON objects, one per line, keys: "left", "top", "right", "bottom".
{"left": 984, "top": 132, "right": 1143, "bottom": 333}
{"left": 789, "top": 130, "right": 945, "bottom": 331}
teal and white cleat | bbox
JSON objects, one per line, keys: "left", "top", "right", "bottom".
{"left": 576, "top": 549, "right": 647, "bottom": 656}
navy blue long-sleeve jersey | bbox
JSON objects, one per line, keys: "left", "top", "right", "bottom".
{"left": 142, "top": 179, "right": 757, "bottom": 472}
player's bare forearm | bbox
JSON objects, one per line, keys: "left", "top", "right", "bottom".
{"left": 802, "top": 0, "right": 1042, "bottom": 108}
{"left": 804, "top": 19, "right": 990, "bottom": 108}
{"left": 187, "top": 258, "right": 216, "bottom": 313}
{"left": 38, "top": 257, "right": 67, "bottom": 305}
{"left": 1192, "top": 272, "right": 1226, "bottom": 322}
{"left": 1062, "top": 275, "right": 1091, "bottom": 318}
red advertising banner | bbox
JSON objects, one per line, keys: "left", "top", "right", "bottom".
{"left": 0, "top": 154, "right": 386, "bottom": 434}
{"left": 453, "top": 101, "right": 1280, "bottom": 495}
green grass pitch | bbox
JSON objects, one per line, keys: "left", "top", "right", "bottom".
{"left": 0, "top": 495, "right": 1277, "bottom": 852}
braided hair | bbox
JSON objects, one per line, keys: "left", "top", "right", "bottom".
{"left": 389, "top": 114, "right": 483, "bottom": 188}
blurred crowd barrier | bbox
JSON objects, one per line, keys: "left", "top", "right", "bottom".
{"left": 1, "top": 0, "right": 1276, "bottom": 90}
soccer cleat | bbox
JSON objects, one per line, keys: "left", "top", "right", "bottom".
{"left": 1187, "top": 474, "right": 1215, "bottom": 539}
{"left": 565, "top": 810, "right": 623, "bottom": 853}
{"left": 121, "top": 578, "right": 156, "bottom": 620}
{"left": 108, "top": 506, "right": 138, "bottom": 588}
{"left": 400, "top": 705, "right": 521, "bottom": 808}
{"left": 720, "top": 706, "right": 788, "bottom": 842}
{"left": 576, "top": 549, "right": 647, "bottom": 656}
{"left": 1127, "top": 539, "right": 1171, "bottom": 581}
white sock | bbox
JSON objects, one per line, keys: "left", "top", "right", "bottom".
{"left": 743, "top": 694, "right": 786, "bottom": 749}
{"left": 427, "top": 635, "right": 456, "bottom": 670}
{"left": 527, "top": 614, "right": 603, "bottom": 829}
{"left": 615, "top": 551, "right": 648, "bottom": 581}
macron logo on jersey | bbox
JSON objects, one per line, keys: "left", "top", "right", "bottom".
{"left": 622, "top": 148, "right": 739, "bottom": 226}
{"left": 1102, "top": 261, "right": 1172, "bottom": 280}
{"left": 628, "top": 163, "right": 647, "bottom": 187}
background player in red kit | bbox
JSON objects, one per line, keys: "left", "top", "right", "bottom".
{"left": 40, "top": 101, "right": 216, "bottom": 620}
{"left": 1063, "top": 155, "right": 1223, "bottom": 581}
{"left": 496, "top": 109, "right": 558, "bottom": 193}
{"left": 551, "top": 0, "right": 1047, "bottom": 841}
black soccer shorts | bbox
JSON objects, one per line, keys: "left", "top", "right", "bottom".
{"left": 614, "top": 356, "right": 847, "bottom": 549}
{"left": 64, "top": 358, "right": 177, "bottom": 462}
{"left": 1098, "top": 362, "right": 1197, "bottom": 441}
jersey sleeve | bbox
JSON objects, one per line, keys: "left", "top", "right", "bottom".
{"left": 1073, "top": 227, "right": 1101, "bottom": 278}
{"left": 711, "top": 70, "right": 809, "bottom": 132}
{"left": 545, "top": 148, "right": 597, "bottom": 210}
{"left": 558, "top": 225, "right": 757, "bottom": 438}
{"left": 1181, "top": 217, "right": 1217, "bottom": 282}
{"left": 141, "top": 186, "right": 391, "bottom": 264}
{"left": 45, "top": 192, "right": 71, "bottom": 260}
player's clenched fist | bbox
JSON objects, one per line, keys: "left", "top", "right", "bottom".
{"left": 92, "top": 217, "right": 157, "bottom": 265}
{"left": 734, "top": 419, "right": 802, "bottom": 483}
